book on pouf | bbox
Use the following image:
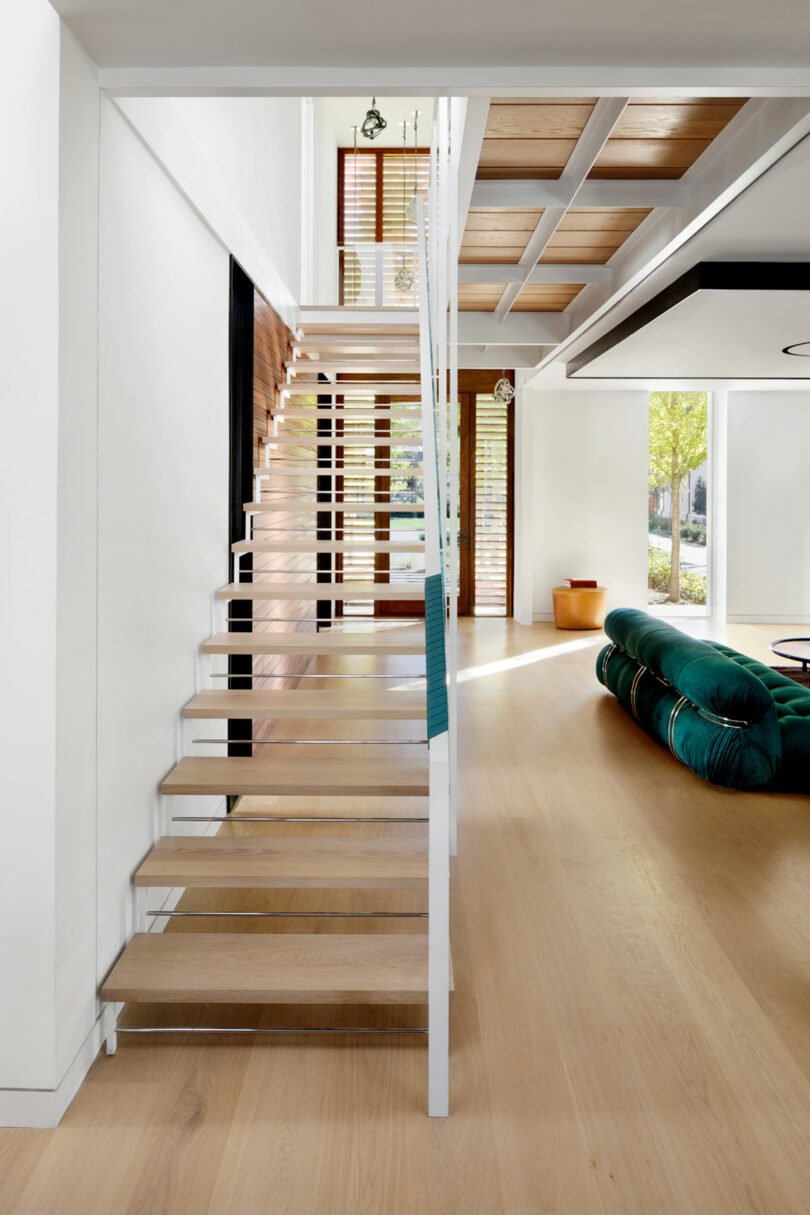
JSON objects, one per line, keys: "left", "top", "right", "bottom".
{"left": 564, "top": 578, "right": 598, "bottom": 588}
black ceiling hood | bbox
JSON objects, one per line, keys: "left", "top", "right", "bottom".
{"left": 567, "top": 261, "right": 810, "bottom": 380}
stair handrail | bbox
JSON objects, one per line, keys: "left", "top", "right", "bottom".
{"left": 415, "top": 195, "right": 450, "bottom": 1118}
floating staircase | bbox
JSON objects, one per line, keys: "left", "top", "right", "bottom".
{"left": 101, "top": 221, "right": 454, "bottom": 1115}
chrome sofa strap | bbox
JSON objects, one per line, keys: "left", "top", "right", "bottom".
{"left": 696, "top": 707, "right": 749, "bottom": 730}
{"left": 600, "top": 643, "right": 617, "bottom": 684}
{"left": 667, "top": 695, "right": 690, "bottom": 761}
{"left": 630, "top": 664, "right": 647, "bottom": 720}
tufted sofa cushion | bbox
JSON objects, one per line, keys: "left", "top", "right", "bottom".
{"left": 596, "top": 608, "right": 784, "bottom": 791}
{"left": 705, "top": 642, "right": 810, "bottom": 792}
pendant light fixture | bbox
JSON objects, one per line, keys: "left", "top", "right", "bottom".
{"left": 361, "top": 97, "right": 387, "bottom": 140}
{"left": 493, "top": 373, "right": 515, "bottom": 404}
{"left": 394, "top": 119, "right": 415, "bottom": 293}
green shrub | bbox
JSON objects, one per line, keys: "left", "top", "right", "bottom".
{"left": 681, "top": 521, "right": 707, "bottom": 545}
{"left": 648, "top": 513, "right": 670, "bottom": 535}
{"left": 680, "top": 568, "right": 707, "bottom": 605}
{"left": 648, "top": 546, "right": 671, "bottom": 593}
{"left": 648, "top": 546, "right": 707, "bottom": 604}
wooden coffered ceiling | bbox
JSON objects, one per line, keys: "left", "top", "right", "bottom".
{"left": 459, "top": 96, "right": 748, "bottom": 314}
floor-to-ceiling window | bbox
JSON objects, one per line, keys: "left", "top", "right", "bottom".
{"left": 648, "top": 390, "right": 710, "bottom": 613}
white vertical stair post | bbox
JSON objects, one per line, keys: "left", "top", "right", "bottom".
{"left": 447, "top": 99, "right": 459, "bottom": 855}
{"left": 416, "top": 196, "right": 450, "bottom": 1118}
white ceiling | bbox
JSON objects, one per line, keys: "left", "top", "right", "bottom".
{"left": 50, "top": 0, "right": 810, "bottom": 70}
{"left": 568, "top": 287, "right": 810, "bottom": 379}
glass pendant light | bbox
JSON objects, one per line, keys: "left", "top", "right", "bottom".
{"left": 361, "top": 97, "right": 387, "bottom": 140}
{"left": 493, "top": 373, "right": 515, "bottom": 404}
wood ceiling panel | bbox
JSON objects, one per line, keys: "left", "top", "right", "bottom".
{"left": 459, "top": 285, "right": 507, "bottom": 311}
{"left": 484, "top": 103, "right": 595, "bottom": 139}
{"left": 613, "top": 100, "right": 747, "bottom": 139}
{"left": 477, "top": 139, "right": 575, "bottom": 177}
{"left": 512, "top": 284, "right": 584, "bottom": 311}
{"left": 460, "top": 208, "right": 653, "bottom": 267}
{"left": 464, "top": 209, "right": 543, "bottom": 232}
{"left": 461, "top": 209, "right": 542, "bottom": 261}
{"left": 590, "top": 97, "right": 747, "bottom": 179}
{"left": 589, "top": 138, "right": 718, "bottom": 178}
{"left": 461, "top": 229, "right": 532, "bottom": 247}
{"left": 560, "top": 207, "right": 652, "bottom": 232}
{"left": 537, "top": 247, "right": 615, "bottom": 265}
{"left": 459, "top": 249, "right": 525, "bottom": 264}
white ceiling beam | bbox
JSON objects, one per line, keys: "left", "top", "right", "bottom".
{"left": 494, "top": 97, "right": 629, "bottom": 322}
{"left": 455, "top": 98, "right": 491, "bottom": 256}
{"left": 459, "top": 312, "right": 568, "bottom": 345}
{"left": 98, "top": 67, "right": 810, "bottom": 99}
{"left": 459, "top": 346, "right": 547, "bottom": 370}
{"left": 530, "top": 96, "right": 810, "bottom": 375}
{"left": 470, "top": 179, "right": 690, "bottom": 209}
{"left": 459, "top": 264, "right": 613, "bottom": 285}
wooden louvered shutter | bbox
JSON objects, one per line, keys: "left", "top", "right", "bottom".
{"left": 338, "top": 150, "right": 378, "bottom": 306}
{"left": 473, "top": 395, "right": 512, "bottom": 615}
{"left": 339, "top": 149, "right": 430, "bottom": 307}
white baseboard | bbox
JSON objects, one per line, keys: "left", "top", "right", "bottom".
{"left": 532, "top": 612, "right": 555, "bottom": 623}
{"left": 726, "top": 614, "right": 810, "bottom": 625}
{"left": 0, "top": 1017, "right": 103, "bottom": 1129}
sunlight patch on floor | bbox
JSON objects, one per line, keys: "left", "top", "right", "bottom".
{"left": 457, "top": 635, "right": 605, "bottom": 683}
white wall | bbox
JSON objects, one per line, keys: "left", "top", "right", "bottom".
{"left": 522, "top": 387, "right": 649, "bottom": 620}
{"left": 1, "top": 10, "right": 234, "bottom": 1122}
{"left": 0, "top": 0, "right": 61, "bottom": 1096}
{"left": 96, "top": 96, "right": 230, "bottom": 983}
{"left": 727, "top": 390, "right": 810, "bottom": 623}
{"left": 55, "top": 24, "right": 100, "bottom": 1086}
{"left": 117, "top": 95, "right": 302, "bottom": 327}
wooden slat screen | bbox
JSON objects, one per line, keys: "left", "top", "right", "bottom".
{"left": 473, "top": 395, "right": 510, "bottom": 616}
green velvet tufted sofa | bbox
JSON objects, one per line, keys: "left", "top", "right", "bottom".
{"left": 596, "top": 607, "right": 810, "bottom": 791}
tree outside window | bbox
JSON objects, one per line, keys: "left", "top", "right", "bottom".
{"left": 648, "top": 392, "right": 708, "bottom": 604}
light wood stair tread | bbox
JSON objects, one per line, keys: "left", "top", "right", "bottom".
{"left": 217, "top": 582, "right": 426, "bottom": 602}
{"left": 135, "top": 835, "right": 428, "bottom": 889}
{"left": 243, "top": 499, "right": 424, "bottom": 512}
{"left": 272, "top": 408, "right": 419, "bottom": 420}
{"left": 162, "top": 755, "right": 429, "bottom": 797}
{"left": 263, "top": 442, "right": 425, "bottom": 451}
{"left": 286, "top": 361, "right": 420, "bottom": 374}
{"left": 202, "top": 629, "right": 425, "bottom": 656}
{"left": 182, "top": 688, "right": 426, "bottom": 720}
{"left": 277, "top": 382, "right": 420, "bottom": 396}
{"left": 250, "top": 467, "right": 424, "bottom": 478}
{"left": 101, "top": 933, "right": 437, "bottom": 1004}
{"left": 232, "top": 795, "right": 429, "bottom": 821}
{"left": 232, "top": 539, "right": 425, "bottom": 554}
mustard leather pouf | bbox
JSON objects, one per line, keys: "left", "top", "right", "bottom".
{"left": 552, "top": 585, "right": 607, "bottom": 630}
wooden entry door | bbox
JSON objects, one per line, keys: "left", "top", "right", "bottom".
{"left": 457, "top": 383, "right": 514, "bottom": 617}
{"left": 334, "top": 378, "right": 514, "bottom": 618}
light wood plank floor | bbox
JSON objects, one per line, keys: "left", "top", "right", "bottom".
{"left": 2, "top": 618, "right": 809, "bottom": 1214}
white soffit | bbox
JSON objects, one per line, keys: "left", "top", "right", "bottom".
{"left": 50, "top": 0, "right": 810, "bottom": 74}
{"left": 567, "top": 264, "right": 810, "bottom": 379}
